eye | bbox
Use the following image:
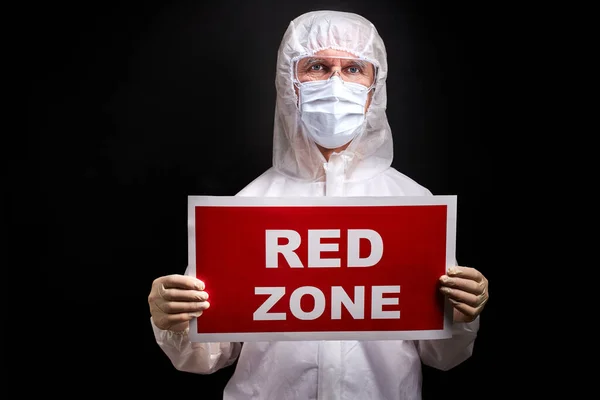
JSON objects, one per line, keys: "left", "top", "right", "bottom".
{"left": 310, "top": 64, "right": 325, "bottom": 71}
{"left": 346, "top": 64, "right": 362, "bottom": 74}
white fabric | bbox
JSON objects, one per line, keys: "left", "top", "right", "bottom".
{"left": 152, "top": 10, "right": 480, "bottom": 400}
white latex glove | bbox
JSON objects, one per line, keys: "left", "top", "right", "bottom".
{"left": 439, "top": 266, "right": 489, "bottom": 323}
{"left": 148, "top": 274, "right": 210, "bottom": 332}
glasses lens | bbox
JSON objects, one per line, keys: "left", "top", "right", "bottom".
{"left": 295, "top": 56, "right": 376, "bottom": 87}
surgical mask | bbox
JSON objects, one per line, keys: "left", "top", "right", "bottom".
{"left": 298, "top": 76, "right": 370, "bottom": 149}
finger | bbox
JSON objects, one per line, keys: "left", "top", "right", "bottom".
{"left": 439, "top": 275, "right": 485, "bottom": 296}
{"left": 155, "top": 274, "right": 205, "bottom": 291}
{"left": 159, "top": 286, "right": 209, "bottom": 302}
{"left": 439, "top": 286, "right": 488, "bottom": 308}
{"left": 155, "top": 300, "right": 211, "bottom": 315}
{"left": 447, "top": 266, "right": 484, "bottom": 283}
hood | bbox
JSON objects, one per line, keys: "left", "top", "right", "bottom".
{"left": 272, "top": 10, "right": 393, "bottom": 182}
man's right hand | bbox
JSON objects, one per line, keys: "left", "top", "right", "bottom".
{"left": 148, "top": 274, "right": 210, "bottom": 332}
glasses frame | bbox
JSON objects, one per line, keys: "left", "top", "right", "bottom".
{"left": 291, "top": 54, "right": 379, "bottom": 90}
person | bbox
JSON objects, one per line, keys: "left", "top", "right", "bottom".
{"left": 148, "top": 10, "right": 489, "bottom": 399}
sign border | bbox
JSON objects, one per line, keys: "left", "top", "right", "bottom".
{"left": 187, "top": 195, "right": 457, "bottom": 342}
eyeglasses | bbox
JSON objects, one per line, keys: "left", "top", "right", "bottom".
{"left": 293, "top": 56, "right": 377, "bottom": 88}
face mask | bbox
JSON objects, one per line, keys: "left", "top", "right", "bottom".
{"left": 298, "top": 76, "right": 370, "bottom": 149}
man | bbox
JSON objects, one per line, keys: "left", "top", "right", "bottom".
{"left": 148, "top": 10, "right": 489, "bottom": 399}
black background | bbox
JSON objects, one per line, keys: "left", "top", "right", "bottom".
{"left": 12, "top": 0, "right": 520, "bottom": 398}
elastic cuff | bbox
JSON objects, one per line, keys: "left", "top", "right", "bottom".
{"left": 168, "top": 327, "right": 190, "bottom": 335}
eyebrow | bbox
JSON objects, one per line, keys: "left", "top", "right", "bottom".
{"left": 302, "top": 58, "right": 327, "bottom": 67}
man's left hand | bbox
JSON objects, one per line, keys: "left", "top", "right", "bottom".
{"left": 439, "top": 266, "right": 489, "bottom": 323}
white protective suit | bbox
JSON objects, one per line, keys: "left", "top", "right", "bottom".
{"left": 152, "top": 10, "right": 479, "bottom": 400}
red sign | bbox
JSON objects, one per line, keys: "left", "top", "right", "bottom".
{"left": 188, "top": 196, "right": 456, "bottom": 342}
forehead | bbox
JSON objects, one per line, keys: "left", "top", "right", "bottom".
{"left": 298, "top": 48, "right": 368, "bottom": 68}
{"left": 312, "top": 49, "right": 359, "bottom": 58}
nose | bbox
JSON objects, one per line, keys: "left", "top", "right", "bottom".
{"left": 328, "top": 69, "right": 343, "bottom": 81}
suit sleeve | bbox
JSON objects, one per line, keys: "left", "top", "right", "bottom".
{"left": 151, "top": 317, "right": 242, "bottom": 374}
{"left": 416, "top": 317, "right": 479, "bottom": 371}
